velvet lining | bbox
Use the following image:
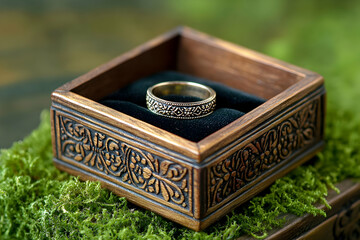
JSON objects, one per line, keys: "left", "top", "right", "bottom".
{"left": 100, "top": 71, "right": 265, "bottom": 142}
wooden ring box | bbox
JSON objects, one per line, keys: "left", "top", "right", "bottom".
{"left": 50, "top": 26, "right": 325, "bottom": 231}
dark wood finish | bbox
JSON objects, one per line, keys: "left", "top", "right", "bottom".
{"left": 238, "top": 180, "right": 360, "bottom": 240}
{"left": 50, "top": 26, "right": 326, "bottom": 231}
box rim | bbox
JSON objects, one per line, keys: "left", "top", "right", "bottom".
{"left": 51, "top": 26, "right": 324, "bottom": 163}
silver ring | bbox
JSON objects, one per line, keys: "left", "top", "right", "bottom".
{"left": 146, "top": 81, "right": 216, "bottom": 119}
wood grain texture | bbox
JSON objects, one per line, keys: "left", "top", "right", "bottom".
{"left": 50, "top": 26, "right": 326, "bottom": 231}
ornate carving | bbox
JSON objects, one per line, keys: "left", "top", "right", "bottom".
{"left": 146, "top": 94, "right": 216, "bottom": 119}
{"left": 59, "top": 116, "right": 189, "bottom": 208}
{"left": 208, "top": 100, "right": 319, "bottom": 208}
{"left": 334, "top": 200, "right": 360, "bottom": 240}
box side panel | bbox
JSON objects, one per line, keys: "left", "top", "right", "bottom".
{"left": 50, "top": 108, "right": 58, "bottom": 159}
{"left": 177, "top": 36, "right": 303, "bottom": 100}
{"left": 201, "top": 86, "right": 325, "bottom": 220}
{"left": 71, "top": 35, "right": 179, "bottom": 101}
{"left": 50, "top": 102, "right": 201, "bottom": 228}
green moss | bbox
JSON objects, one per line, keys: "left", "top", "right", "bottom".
{"left": 0, "top": 105, "right": 359, "bottom": 239}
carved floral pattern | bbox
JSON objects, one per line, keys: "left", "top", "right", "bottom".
{"left": 334, "top": 200, "right": 360, "bottom": 240}
{"left": 208, "top": 100, "right": 319, "bottom": 208}
{"left": 59, "top": 116, "right": 189, "bottom": 208}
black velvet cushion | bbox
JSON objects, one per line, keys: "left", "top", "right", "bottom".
{"left": 100, "top": 71, "right": 265, "bottom": 142}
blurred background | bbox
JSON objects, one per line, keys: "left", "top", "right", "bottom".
{"left": 1, "top": 0, "right": 360, "bottom": 148}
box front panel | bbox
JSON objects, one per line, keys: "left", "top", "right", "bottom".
{"left": 204, "top": 86, "right": 325, "bottom": 217}
{"left": 51, "top": 104, "right": 194, "bottom": 219}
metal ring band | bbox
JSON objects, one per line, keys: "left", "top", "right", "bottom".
{"left": 146, "top": 81, "right": 216, "bottom": 119}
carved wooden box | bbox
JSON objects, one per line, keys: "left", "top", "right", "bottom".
{"left": 50, "top": 27, "right": 325, "bottom": 231}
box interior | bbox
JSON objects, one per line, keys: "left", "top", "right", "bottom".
{"left": 99, "top": 71, "right": 265, "bottom": 142}
{"left": 69, "top": 32, "right": 304, "bottom": 142}
{"left": 71, "top": 33, "right": 302, "bottom": 101}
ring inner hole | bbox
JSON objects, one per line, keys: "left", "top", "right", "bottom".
{"left": 152, "top": 84, "right": 210, "bottom": 102}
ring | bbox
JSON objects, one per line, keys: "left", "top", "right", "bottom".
{"left": 146, "top": 81, "right": 216, "bottom": 119}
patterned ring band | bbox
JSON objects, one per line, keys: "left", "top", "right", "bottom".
{"left": 146, "top": 81, "right": 216, "bottom": 119}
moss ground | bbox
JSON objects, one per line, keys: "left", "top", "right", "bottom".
{"left": 2, "top": 107, "right": 360, "bottom": 239}
{"left": 2, "top": 1, "right": 360, "bottom": 239}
